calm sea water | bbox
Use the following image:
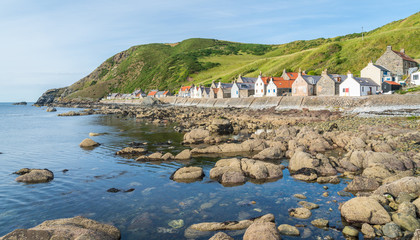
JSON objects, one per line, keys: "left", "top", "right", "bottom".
{"left": 0, "top": 103, "right": 354, "bottom": 239}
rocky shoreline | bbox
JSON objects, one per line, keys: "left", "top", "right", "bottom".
{"left": 5, "top": 100, "right": 420, "bottom": 239}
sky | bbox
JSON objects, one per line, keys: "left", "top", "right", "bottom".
{"left": 0, "top": 0, "right": 418, "bottom": 102}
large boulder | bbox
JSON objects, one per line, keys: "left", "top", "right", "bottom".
{"left": 79, "top": 138, "right": 100, "bottom": 148}
{"left": 243, "top": 222, "right": 280, "bottom": 240}
{"left": 392, "top": 213, "right": 420, "bottom": 232}
{"left": 208, "top": 119, "right": 233, "bottom": 135}
{"left": 252, "top": 146, "right": 284, "bottom": 160}
{"left": 174, "top": 149, "right": 192, "bottom": 160}
{"left": 209, "top": 232, "right": 233, "bottom": 240}
{"left": 184, "top": 129, "right": 210, "bottom": 144}
{"left": 289, "top": 151, "right": 319, "bottom": 173}
{"left": 374, "top": 177, "right": 420, "bottom": 197}
{"left": 0, "top": 216, "right": 120, "bottom": 240}
{"left": 170, "top": 167, "right": 204, "bottom": 182}
{"left": 340, "top": 197, "right": 391, "bottom": 224}
{"left": 345, "top": 176, "right": 380, "bottom": 192}
{"left": 241, "top": 159, "right": 283, "bottom": 180}
{"left": 15, "top": 169, "right": 54, "bottom": 183}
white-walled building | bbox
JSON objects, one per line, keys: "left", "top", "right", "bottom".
{"left": 231, "top": 82, "right": 254, "bottom": 98}
{"left": 411, "top": 70, "right": 420, "bottom": 86}
{"left": 254, "top": 75, "right": 267, "bottom": 97}
{"left": 360, "top": 61, "right": 392, "bottom": 90}
{"left": 339, "top": 71, "right": 380, "bottom": 96}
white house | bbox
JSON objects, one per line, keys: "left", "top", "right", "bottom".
{"left": 231, "top": 82, "right": 254, "bottom": 98}
{"left": 254, "top": 74, "right": 267, "bottom": 97}
{"left": 191, "top": 85, "right": 205, "bottom": 98}
{"left": 360, "top": 61, "right": 392, "bottom": 90}
{"left": 411, "top": 70, "right": 420, "bottom": 86}
{"left": 339, "top": 71, "right": 380, "bottom": 96}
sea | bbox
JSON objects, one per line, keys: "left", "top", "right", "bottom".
{"left": 0, "top": 103, "right": 354, "bottom": 239}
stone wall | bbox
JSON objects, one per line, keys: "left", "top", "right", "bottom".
{"left": 376, "top": 47, "right": 404, "bottom": 75}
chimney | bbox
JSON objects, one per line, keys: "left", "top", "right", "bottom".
{"left": 302, "top": 70, "right": 306, "bottom": 75}
{"left": 347, "top": 70, "right": 353, "bottom": 78}
{"left": 369, "top": 60, "right": 373, "bottom": 65}
{"left": 400, "top": 49, "right": 405, "bottom": 54}
{"left": 298, "top": 68, "right": 302, "bottom": 76}
{"left": 322, "top": 69, "right": 328, "bottom": 75}
{"left": 259, "top": 70, "right": 262, "bottom": 76}
{"left": 387, "top": 46, "right": 392, "bottom": 51}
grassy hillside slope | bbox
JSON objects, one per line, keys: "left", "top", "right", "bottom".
{"left": 63, "top": 12, "right": 420, "bottom": 100}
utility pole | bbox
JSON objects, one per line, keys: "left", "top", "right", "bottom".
{"left": 362, "top": 27, "right": 364, "bottom": 41}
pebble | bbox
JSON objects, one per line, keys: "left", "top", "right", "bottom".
{"left": 322, "top": 192, "right": 329, "bottom": 197}
{"left": 293, "top": 194, "right": 307, "bottom": 199}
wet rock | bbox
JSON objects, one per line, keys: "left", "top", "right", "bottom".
{"left": 311, "top": 219, "right": 329, "bottom": 228}
{"left": 240, "top": 158, "right": 283, "bottom": 180}
{"left": 116, "top": 147, "right": 146, "bottom": 155}
{"left": 210, "top": 158, "right": 242, "bottom": 179}
{"left": 15, "top": 168, "right": 54, "bottom": 183}
{"left": 208, "top": 119, "right": 233, "bottom": 135}
{"left": 340, "top": 197, "right": 391, "bottom": 224}
{"left": 382, "top": 222, "right": 402, "bottom": 238}
{"left": 162, "top": 152, "right": 174, "bottom": 160}
{"left": 174, "top": 149, "right": 191, "bottom": 160}
{"left": 374, "top": 177, "right": 420, "bottom": 197}
{"left": 342, "top": 226, "right": 358, "bottom": 237}
{"left": 221, "top": 171, "right": 246, "bottom": 186}
{"left": 361, "top": 223, "right": 375, "bottom": 238}
{"left": 317, "top": 176, "right": 340, "bottom": 184}
{"left": 396, "top": 192, "right": 416, "bottom": 204}
{"left": 170, "top": 166, "right": 204, "bottom": 182}
{"left": 392, "top": 213, "right": 420, "bottom": 232}
{"left": 337, "top": 191, "right": 352, "bottom": 197}
{"left": 277, "top": 224, "right": 299, "bottom": 236}
{"left": 188, "top": 214, "right": 274, "bottom": 231}
{"left": 243, "top": 222, "right": 280, "bottom": 240}
{"left": 298, "top": 201, "right": 319, "bottom": 210}
{"left": 168, "top": 219, "right": 184, "bottom": 229}
{"left": 293, "top": 194, "right": 306, "bottom": 199}
{"left": 107, "top": 188, "right": 121, "bottom": 193}
{"left": 209, "top": 232, "right": 234, "bottom": 240}
{"left": 184, "top": 129, "right": 210, "bottom": 144}
{"left": 345, "top": 176, "right": 380, "bottom": 192}
{"left": 291, "top": 168, "right": 318, "bottom": 181}
{"left": 289, "top": 207, "right": 311, "bottom": 219}
{"left": 0, "top": 216, "right": 120, "bottom": 240}
{"left": 46, "top": 107, "right": 56, "bottom": 112}
{"left": 79, "top": 138, "right": 100, "bottom": 148}
{"left": 322, "top": 192, "right": 329, "bottom": 197}
{"left": 398, "top": 202, "right": 417, "bottom": 218}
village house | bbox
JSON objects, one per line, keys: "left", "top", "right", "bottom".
{"left": 280, "top": 69, "right": 299, "bottom": 80}
{"left": 133, "top": 89, "right": 146, "bottom": 98}
{"left": 147, "top": 90, "right": 158, "bottom": 97}
{"left": 360, "top": 61, "right": 392, "bottom": 90}
{"left": 202, "top": 87, "right": 212, "bottom": 98}
{"left": 316, "top": 69, "right": 346, "bottom": 96}
{"left": 375, "top": 46, "right": 418, "bottom": 76}
{"left": 254, "top": 74, "right": 268, "bottom": 97}
{"left": 291, "top": 71, "right": 321, "bottom": 96}
{"left": 231, "top": 81, "right": 254, "bottom": 98}
{"left": 382, "top": 81, "right": 402, "bottom": 93}
{"left": 236, "top": 74, "right": 257, "bottom": 84}
{"left": 178, "top": 86, "right": 192, "bottom": 97}
{"left": 411, "top": 70, "right": 420, "bottom": 86}
{"left": 265, "top": 77, "right": 293, "bottom": 96}
{"left": 156, "top": 90, "right": 171, "bottom": 98}
{"left": 339, "top": 71, "right": 379, "bottom": 96}
{"left": 216, "top": 82, "right": 233, "bottom": 99}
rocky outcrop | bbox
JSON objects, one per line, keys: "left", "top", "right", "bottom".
{"left": 46, "top": 107, "right": 57, "bottom": 112}
{"left": 209, "top": 232, "right": 234, "bottom": 240}
{"left": 35, "top": 88, "right": 68, "bottom": 106}
{"left": 116, "top": 147, "right": 146, "bottom": 155}
{"left": 345, "top": 176, "right": 380, "bottom": 192}
{"left": 170, "top": 166, "right": 204, "bottom": 182}
{"left": 191, "top": 139, "right": 267, "bottom": 155}
{"left": 0, "top": 216, "right": 120, "bottom": 240}
{"left": 174, "top": 149, "right": 192, "bottom": 160}
{"left": 79, "top": 138, "right": 100, "bottom": 148}
{"left": 374, "top": 177, "right": 420, "bottom": 197}
{"left": 288, "top": 151, "right": 336, "bottom": 180}
{"left": 252, "top": 146, "right": 284, "bottom": 160}
{"left": 184, "top": 129, "right": 210, "bottom": 144}
{"left": 187, "top": 214, "right": 274, "bottom": 232}
{"left": 208, "top": 119, "right": 233, "bottom": 135}
{"left": 14, "top": 168, "right": 54, "bottom": 183}
{"left": 209, "top": 158, "right": 283, "bottom": 185}
{"left": 340, "top": 197, "right": 391, "bottom": 224}
{"left": 277, "top": 224, "right": 299, "bottom": 236}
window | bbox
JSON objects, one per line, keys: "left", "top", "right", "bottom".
{"left": 236, "top": 91, "right": 238, "bottom": 94}
{"left": 268, "top": 90, "right": 270, "bottom": 93}
{"left": 414, "top": 75, "right": 419, "bottom": 80}
{"left": 273, "top": 89, "right": 276, "bottom": 92}
{"left": 261, "top": 89, "right": 263, "bottom": 93}
{"left": 362, "top": 87, "right": 364, "bottom": 91}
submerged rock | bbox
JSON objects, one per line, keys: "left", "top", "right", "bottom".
{"left": 46, "top": 107, "right": 56, "bottom": 112}
{"left": 188, "top": 214, "right": 274, "bottom": 231}
{"left": 311, "top": 219, "right": 329, "bottom": 228}
{"left": 342, "top": 226, "right": 359, "bottom": 237}
{"left": 209, "top": 232, "right": 234, "bottom": 240}
{"left": 15, "top": 168, "right": 54, "bottom": 183}
{"left": 289, "top": 207, "right": 311, "bottom": 219}
{"left": 79, "top": 138, "right": 100, "bottom": 148}
{"left": 277, "top": 224, "right": 299, "bottom": 236}
{"left": 116, "top": 147, "right": 146, "bottom": 155}
{"left": 168, "top": 219, "right": 184, "bottom": 229}
{"left": 298, "top": 201, "right": 319, "bottom": 210}
{"left": 0, "top": 216, "right": 120, "bottom": 240}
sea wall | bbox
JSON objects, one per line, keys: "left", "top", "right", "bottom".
{"left": 101, "top": 94, "right": 420, "bottom": 111}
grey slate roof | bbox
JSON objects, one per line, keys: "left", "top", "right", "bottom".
{"left": 354, "top": 77, "right": 379, "bottom": 86}
{"left": 302, "top": 75, "right": 321, "bottom": 85}
{"left": 156, "top": 91, "right": 165, "bottom": 97}
{"left": 240, "top": 77, "right": 258, "bottom": 83}
{"left": 237, "top": 83, "right": 255, "bottom": 90}
{"left": 219, "top": 83, "right": 233, "bottom": 88}
{"left": 373, "top": 64, "right": 390, "bottom": 72}
{"left": 327, "top": 74, "right": 347, "bottom": 83}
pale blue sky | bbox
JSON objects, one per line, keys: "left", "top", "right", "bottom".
{"left": 0, "top": 0, "right": 418, "bottom": 102}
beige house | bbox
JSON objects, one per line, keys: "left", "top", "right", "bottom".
{"left": 360, "top": 61, "right": 392, "bottom": 90}
{"left": 316, "top": 69, "right": 345, "bottom": 96}
{"left": 291, "top": 71, "right": 321, "bottom": 96}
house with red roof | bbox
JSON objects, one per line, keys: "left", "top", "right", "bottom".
{"left": 281, "top": 69, "right": 300, "bottom": 80}
{"left": 178, "top": 86, "right": 192, "bottom": 97}
{"left": 266, "top": 77, "right": 294, "bottom": 96}
{"left": 375, "top": 46, "right": 418, "bottom": 75}
{"left": 147, "top": 90, "right": 158, "bottom": 97}
{"left": 382, "top": 81, "right": 401, "bottom": 93}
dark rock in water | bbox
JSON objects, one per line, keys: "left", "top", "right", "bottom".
{"left": 124, "top": 188, "right": 135, "bottom": 192}
{"left": 107, "top": 188, "right": 121, "bottom": 193}
{"left": 0, "top": 216, "right": 120, "bottom": 239}
{"left": 14, "top": 168, "right": 54, "bottom": 183}
{"left": 12, "top": 102, "right": 27, "bottom": 105}
{"left": 337, "top": 191, "right": 352, "bottom": 197}
{"left": 46, "top": 107, "right": 57, "bottom": 112}
{"left": 62, "top": 169, "right": 69, "bottom": 173}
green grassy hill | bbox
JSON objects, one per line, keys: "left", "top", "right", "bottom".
{"left": 61, "top": 11, "right": 420, "bottom": 100}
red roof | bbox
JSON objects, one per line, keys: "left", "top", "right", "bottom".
{"left": 147, "top": 90, "right": 158, "bottom": 96}
{"left": 384, "top": 81, "right": 401, "bottom": 86}
{"left": 393, "top": 50, "right": 416, "bottom": 62}
{"left": 273, "top": 79, "right": 294, "bottom": 88}
{"left": 163, "top": 91, "right": 169, "bottom": 95}
{"left": 213, "top": 88, "right": 219, "bottom": 94}
{"left": 180, "top": 86, "right": 192, "bottom": 92}
{"left": 286, "top": 73, "right": 299, "bottom": 80}
{"left": 261, "top": 77, "right": 283, "bottom": 85}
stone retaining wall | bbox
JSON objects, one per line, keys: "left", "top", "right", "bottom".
{"left": 102, "top": 94, "right": 420, "bottom": 111}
